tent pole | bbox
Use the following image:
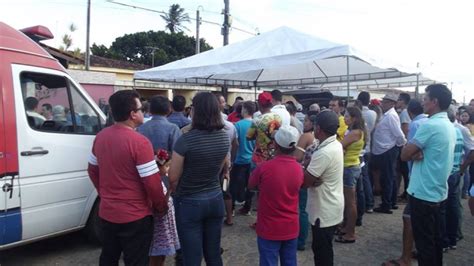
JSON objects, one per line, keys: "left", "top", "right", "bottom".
{"left": 346, "top": 56, "right": 350, "bottom": 103}
{"left": 415, "top": 74, "right": 420, "bottom": 99}
{"left": 254, "top": 81, "right": 257, "bottom": 102}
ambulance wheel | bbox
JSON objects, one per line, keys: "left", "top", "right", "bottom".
{"left": 85, "top": 199, "right": 103, "bottom": 245}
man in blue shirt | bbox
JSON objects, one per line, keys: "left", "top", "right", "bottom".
{"left": 230, "top": 101, "right": 256, "bottom": 216}
{"left": 138, "top": 95, "right": 181, "bottom": 153}
{"left": 167, "top": 95, "right": 191, "bottom": 129}
{"left": 401, "top": 84, "right": 455, "bottom": 266}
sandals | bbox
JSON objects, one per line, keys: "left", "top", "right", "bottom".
{"left": 334, "top": 235, "right": 355, "bottom": 244}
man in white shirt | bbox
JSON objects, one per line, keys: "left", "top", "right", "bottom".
{"left": 356, "top": 91, "right": 377, "bottom": 218}
{"left": 304, "top": 110, "right": 344, "bottom": 265}
{"left": 270, "top": 90, "right": 291, "bottom": 127}
{"left": 372, "top": 93, "right": 407, "bottom": 214}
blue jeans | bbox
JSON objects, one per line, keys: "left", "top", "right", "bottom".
{"left": 174, "top": 189, "right": 225, "bottom": 266}
{"left": 441, "top": 172, "right": 462, "bottom": 247}
{"left": 229, "top": 163, "right": 251, "bottom": 203}
{"left": 362, "top": 154, "right": 374, "bottom": 209}
{"left": 297, "top": 188, "right": 309, "bottom": 249}
{"left": 257, "top": 237, "right": 297, "bottom": 266}
{"left": 373, "top": 146, "right": 399, "bottom": 209}
{"left": 356, "top": 174, "right": 365, "bottom": 224}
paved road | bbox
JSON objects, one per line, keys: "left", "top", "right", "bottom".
{"left": 1, "top": 199, "right": 473, "bottom": 265}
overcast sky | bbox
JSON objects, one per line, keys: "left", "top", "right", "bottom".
{"left": 2, "top": 0, "right": 473, "bottom": 102}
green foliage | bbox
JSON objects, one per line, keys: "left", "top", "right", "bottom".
{"left": 61, "top": 34, "right": 72, "bottom": 51}
{"left": 160, "top": 4, "right": 191, "bottom": 33}
{"left": 90, "top": 30, "right": 212, "bottom": 66}
{"left": 59, "top": 23, "right": 77, "bottom": 52}
{"left": 91, "top": 44, "right": 113, "bottom": 57}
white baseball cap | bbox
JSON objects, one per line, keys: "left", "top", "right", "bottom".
{"left": 275, "top": 125, "right": 300, "bottom": 149}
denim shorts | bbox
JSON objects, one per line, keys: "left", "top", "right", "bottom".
{"left": 343, "top": 166, "right": 361, "bottom": 188}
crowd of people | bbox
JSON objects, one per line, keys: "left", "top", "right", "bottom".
{"left": 87, "top": 84, "right": 474, "bottom": 266}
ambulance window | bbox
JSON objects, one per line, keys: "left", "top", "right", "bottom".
{"left": 67, "top": 80, "right": 104, "bottom": 134}
{"left": 20, "top": 72, "right": 102, "bottom": 134}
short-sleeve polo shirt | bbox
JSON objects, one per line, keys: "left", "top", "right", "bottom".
{"left": 407, "top": 112, "right": 456, "bottom": 203}
{"left": 306, "top": 135, "right": 344, "bottom": 228}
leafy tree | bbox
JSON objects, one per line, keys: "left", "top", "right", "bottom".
{"left": 91, "top": 44, "right": 112, "bottom": 57}
{"left": 160, "top": 4, "right": 190, "bottom": 33}
{"left": 91, "top": 30, "right": 212, "bottom": 66}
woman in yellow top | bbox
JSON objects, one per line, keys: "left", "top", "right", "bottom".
{"left": 335, "top": 106, "right": 366, "bottom": 244}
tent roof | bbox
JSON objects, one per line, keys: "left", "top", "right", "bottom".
{"left": 134, "top": 26, "right": 437, "bottom": 89}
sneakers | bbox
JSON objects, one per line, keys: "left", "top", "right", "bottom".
{"left": 449, "top": 245, "right": 457, "bottom": 250}
{"left": 391, "top": 205, "right": 399, "bottom": 210}
{"left": 238, "top": 207, "right": 251, "bottom": 216}
{"left": 234, "top": 200, "right": 245, "bottom": 206}
{"left": 373, "top": 207, "right": 393, "bottom": 214}
{"left": 365, "top": 208, "right": 374, "bottom": 213}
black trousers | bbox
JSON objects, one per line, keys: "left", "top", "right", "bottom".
{"left": 398, "top": 148, "right": 410, "bottom": 195}
{"left": 311, "top": 219, "right": 337, "bottom": 266}
{"left": 99, "top": 215, "right": 153, "bottom": 266}
{"left": 410, "top": 196, "right": 443, "bottom": 266}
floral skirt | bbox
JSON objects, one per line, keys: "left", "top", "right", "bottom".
{"left": 149, "top": 197, "right": 180, "bottom": 256}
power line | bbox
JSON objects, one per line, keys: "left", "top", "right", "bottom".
{"left": 105, "top": 0, "right": 257, "bottom": 36}
{"left": 106, "top": 0, "right": 166, "bottom": 15}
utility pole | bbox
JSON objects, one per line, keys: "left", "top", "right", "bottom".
{"left": 222, "top": 0, "right": 230, "bottom": 46}
{"left": 221, "top": 0, "right": 230, "bottom": 101}
{"left": 195, "top": 8, "right": 201, "bottom": 54}
{"left": 85, "top": 0, "right": 91, "bottom": 70}
{"left": 145, "top": 46, "right": 160, "bottom": 67}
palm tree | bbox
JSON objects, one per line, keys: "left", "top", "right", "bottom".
{"left": 160, "top": 4, "right": 190, "bottom": 33}
{"left": 59, "top": 23, "right": 77, "bottom": 51}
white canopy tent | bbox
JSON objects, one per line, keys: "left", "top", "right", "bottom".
{"left": 134, "top": 26, "right": 437, "bottom": 96}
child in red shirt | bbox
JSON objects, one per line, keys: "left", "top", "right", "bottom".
{"left": 248, "top": 125, "right": 303, "bottom": 266}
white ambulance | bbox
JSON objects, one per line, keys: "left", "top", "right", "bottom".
{"left": 0, "top": 22, "right": 104, "bottom": 250}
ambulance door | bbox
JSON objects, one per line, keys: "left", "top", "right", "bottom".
{"left": 11, "top": 64, "right": 104, "bottom": 241}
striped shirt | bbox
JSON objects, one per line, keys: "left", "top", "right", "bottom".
{"left": 451, "top": 127, "right": 464, "bottom": 174}
{"left": 174, "top": 129, "right": 229, "bottom": 196}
